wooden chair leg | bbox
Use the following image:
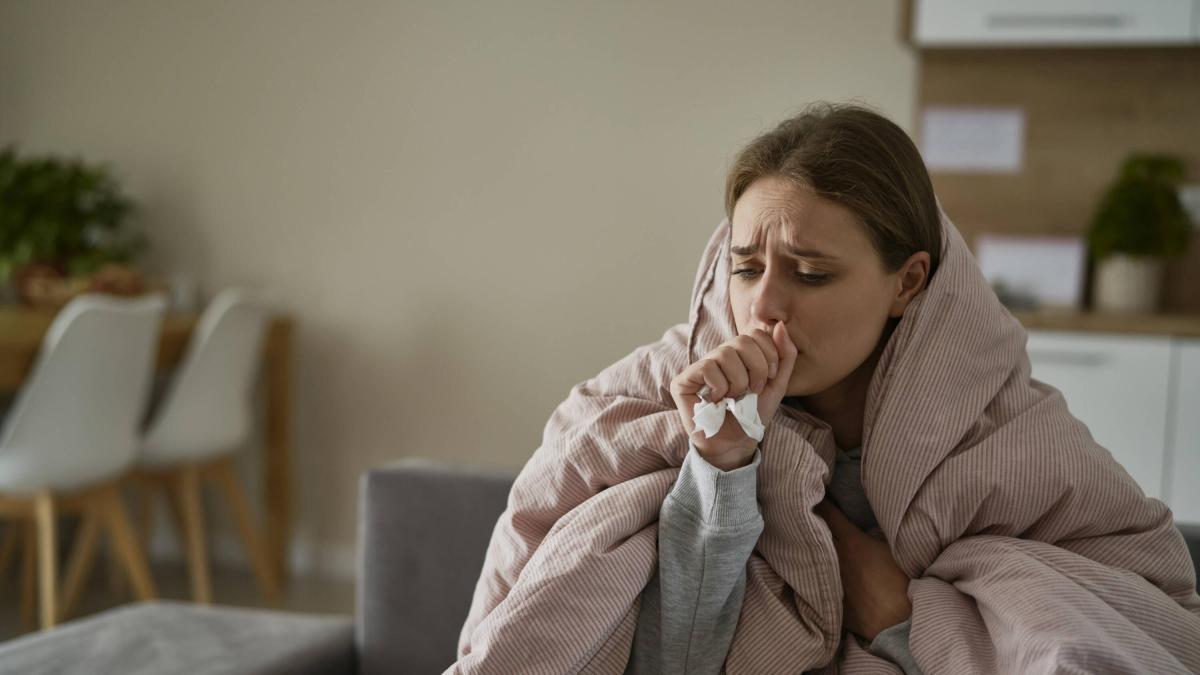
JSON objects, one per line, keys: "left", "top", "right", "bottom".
{"left": 108, "top": 481, "right": 158, "bottom": 599}
{"left": 33, "top": 491, "right": 57, "bottom": 630}
{"left": 19, "top": 522, "right": 36, "bottom": 630}
{"left": 0, "top": 521, "right": 19, "bottom": 579}
{"left": 135, "top": 484, "right": 154, "bottom": 560}
{"left": 174, "top": 467, "right": 211, "bottom": 604}
{"left": 59, "top": 508, "right": 101, "bottom": 621}
{"left": 105, "top": 488, "right": 131, "bottom": 598}
{"left": 104, "top": 536, "right": 126, "bottom": 598}
{"left": 98, "top": 485, "right": 157, "bottom": 601}
{"left": 211, "top": 458, "right": 280, "bottom": 602}
{"left": 159, "top": 480, "right": 188, "bottom": 547}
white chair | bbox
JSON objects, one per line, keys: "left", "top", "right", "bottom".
{"left": 0, "top": 292, "right": 167, "bottom": 630}
{"left": 134, "top": 287, "right": 281, "bottom": 605}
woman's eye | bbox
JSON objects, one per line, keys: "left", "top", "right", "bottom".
{"left": 731, "top": 268, "right": 830, "bottom": 285}
{"left": 796, "top": 272, "right": 830, "bottom": 284}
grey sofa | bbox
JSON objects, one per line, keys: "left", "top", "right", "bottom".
{"left": 357, "top": 460, "right": 1200, "bottom": 673}
{"left": 357, "top": 458, "right": 515, "bottom": 674}
{"left": 0, "top": 458, "right": 1197, "bottom": 674}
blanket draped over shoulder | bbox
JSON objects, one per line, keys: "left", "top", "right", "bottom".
{"left": 450, "top": 201, "right": 1200, "bottom": 674}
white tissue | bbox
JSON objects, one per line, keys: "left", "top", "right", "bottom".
{"left": 692, "top": 392, "right": 765, "bottom": 442}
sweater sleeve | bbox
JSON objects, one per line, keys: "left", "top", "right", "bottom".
{"left": 869, "top": 618, "right": 924, "bottom": 675}
{"left": 625, "top": 442, "right": 764, "bottom": 675}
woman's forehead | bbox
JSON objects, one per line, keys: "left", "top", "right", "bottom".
{"left": 731, "top": 210, "right": 852, "bottom": 257}
{"left": 737, "top": 184, "right": 839, "bottom": 227}
{"left": 729, "top": 206, "right": 873, "bottom": 264}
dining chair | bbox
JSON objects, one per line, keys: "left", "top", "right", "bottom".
{"left": 0, "top": 292, "right": 167, "bottom": 630}
{"left": 132, "top": 287, "right": 281, "bottom": 605}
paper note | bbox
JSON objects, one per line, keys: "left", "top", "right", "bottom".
{"left": 975, "top": 234, "right": 1085, "bottom": 310}
{"left": 920, "top": 106, "right": 1025, "bottom": 173}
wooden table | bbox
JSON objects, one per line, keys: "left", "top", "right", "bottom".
{"left": 0, "top": 305, "right": 294, "bottom": 583}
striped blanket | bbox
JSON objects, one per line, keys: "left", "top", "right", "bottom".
{"left": 451, "top": 202, "right": 1200, "bottom": 674}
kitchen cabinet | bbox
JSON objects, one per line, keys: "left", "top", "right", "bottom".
{"left": 1167, "top": 339, "right": 1200, "bottom": 524}
{"left": 1026, "top": 331, "right": 1172, "bottom": 500}
{"left": 912, "top": 0, "right": 1198, "bottom": 47}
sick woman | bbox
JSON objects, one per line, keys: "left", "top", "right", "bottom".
{"left": 453, "top": 102, "right": 1200, "bottom": 675}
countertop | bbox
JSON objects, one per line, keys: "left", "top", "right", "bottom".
{"left": 1011, "top": 309, "right": 1200, "bottom": 338}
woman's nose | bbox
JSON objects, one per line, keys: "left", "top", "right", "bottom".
{"left": 749, "top": 270, "right": 789, "bottom": 324}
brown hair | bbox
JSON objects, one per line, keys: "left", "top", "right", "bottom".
{"left": 725, "top": 101, "right": 942, "bottom": 278}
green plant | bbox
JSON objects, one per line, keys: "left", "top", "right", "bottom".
{"left": 1087, "top": 153, "right": 1191, "bottom": 261}
{"left": 0, "top": 144, "right": 148, "bottom": 284}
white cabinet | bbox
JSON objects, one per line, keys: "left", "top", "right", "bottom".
{"left": 1167, "top": 339, "right": 1200, "bottom": 524}
{"left": 913, "top": 0, "right": 1198, "bottom": 47}
{"left": 1026, "top": 331, "right": 1172, "bottom": 499}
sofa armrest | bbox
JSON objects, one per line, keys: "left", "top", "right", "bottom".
{"left": 356, "top": 458, "right": 515, "bottom": 675}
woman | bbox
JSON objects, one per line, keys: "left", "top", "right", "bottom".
{"left": 453, "top": 103, "right": 1200, "bottom": 674}
{"left": 629, "top": 103, "right": 935, "bottom": 674}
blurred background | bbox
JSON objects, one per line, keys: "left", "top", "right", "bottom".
{"left": 0, "top": 0, "right": 1197, "bottom": 651}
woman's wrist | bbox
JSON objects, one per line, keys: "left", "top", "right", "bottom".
{"left": 702, "top": 444, "right": 758, "bottom": 472}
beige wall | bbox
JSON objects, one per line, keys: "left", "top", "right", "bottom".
{"left": 0, "top": 0, "right": 915, "bottom": 577}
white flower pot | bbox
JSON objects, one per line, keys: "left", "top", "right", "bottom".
{"left": 1093, "top": 254, "right": 1164, "bottom": 313}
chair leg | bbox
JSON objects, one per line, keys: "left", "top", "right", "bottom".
{"left": 159, "top": 480, "right": 188, "bottom": 548}
{"left": 174, "top": 467, "right": 212, "bottom": 604}
{"left": 135, "top": 484, "right": 155, "bottom": 562}
{"left": 59, "top": 507, "right": 101, "bottom": 621}
{"left": 109, "top": 481, "right": 158, "bottom": 599}
{"left": 105, "top": 488, "right": 131, "bottom": 598}
{"left": 104, "top": 535, "right": 126, "bottom": 598}
{"left": 33, "top": 491, "right": 57, "bottom": 630}
{"left": 98, "top": 485, "right": 157, "bottom": 601}
{"left": 211, "top": 457, "right": 280, "bottom": 602}
{"left": 0, "top": 521, "right": 19, "bottom": 579}
{"left": 19, "top": 522, "right": 36, "bottom": 630}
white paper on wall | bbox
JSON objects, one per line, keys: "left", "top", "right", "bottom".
{"left": 920, "top": 106, "right": 1025, "bottom": 173}
{"left": 975, "top": 234, "right": 1086, "bottom": 310}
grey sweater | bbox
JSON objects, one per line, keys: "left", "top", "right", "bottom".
{"left": 625, "top": 443, "right": 922, "bottom": 674}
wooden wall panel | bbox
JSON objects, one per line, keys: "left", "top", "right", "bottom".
{"left": 915, "top": 47, "right": 1200, "bottom": 311}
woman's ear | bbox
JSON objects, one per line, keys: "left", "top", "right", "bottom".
{"left": 888, "top": 251, "right": 930, "bottom": 318}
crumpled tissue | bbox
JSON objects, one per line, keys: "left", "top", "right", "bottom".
{"left": 692, "top": 391, "right": 765, "bottom": 442}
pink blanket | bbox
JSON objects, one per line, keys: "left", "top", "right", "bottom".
{"left": 451, "top": 201, "right": 1200, "bottom": 674}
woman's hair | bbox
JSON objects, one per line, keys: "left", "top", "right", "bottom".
{"left": 725, "top": 101, "right": 942, "bottom": 278}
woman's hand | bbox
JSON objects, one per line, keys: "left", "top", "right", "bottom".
{"left": 815, "top": 499, "right": 912, "bottom": 642}
{"left": 669, "top": 322, "right": 798, "bottom": 471}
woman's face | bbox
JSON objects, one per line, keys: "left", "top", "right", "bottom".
{"left": 729, "top": 175, "right": 928, "bottom": 398}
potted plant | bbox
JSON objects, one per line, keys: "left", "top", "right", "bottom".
{"left": 0, "top": 145, "right": 151, "bottom": 308}
{"left": 1087, "top": 153, "right": 1191, "bottom": 313}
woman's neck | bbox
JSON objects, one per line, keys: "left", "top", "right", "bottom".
{"left": 797, "top": 322, "right": 893, "bottom": 451}
{"left": 798, "top": 370, "right": 871, "bottom": 451}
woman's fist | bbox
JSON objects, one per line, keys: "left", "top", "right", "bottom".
{"left": 669, "top": 322, "right": 798, "bottom": 470}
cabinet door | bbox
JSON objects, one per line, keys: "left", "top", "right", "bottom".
{"left": 1167, "top": 339, "right": 1200, "bottom": 524}
{"left": 1025, "top": 331, "right": 1171, "bottom": 499}
{"left": 913, "top": 0, "right": 1196, "bottom": 47}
